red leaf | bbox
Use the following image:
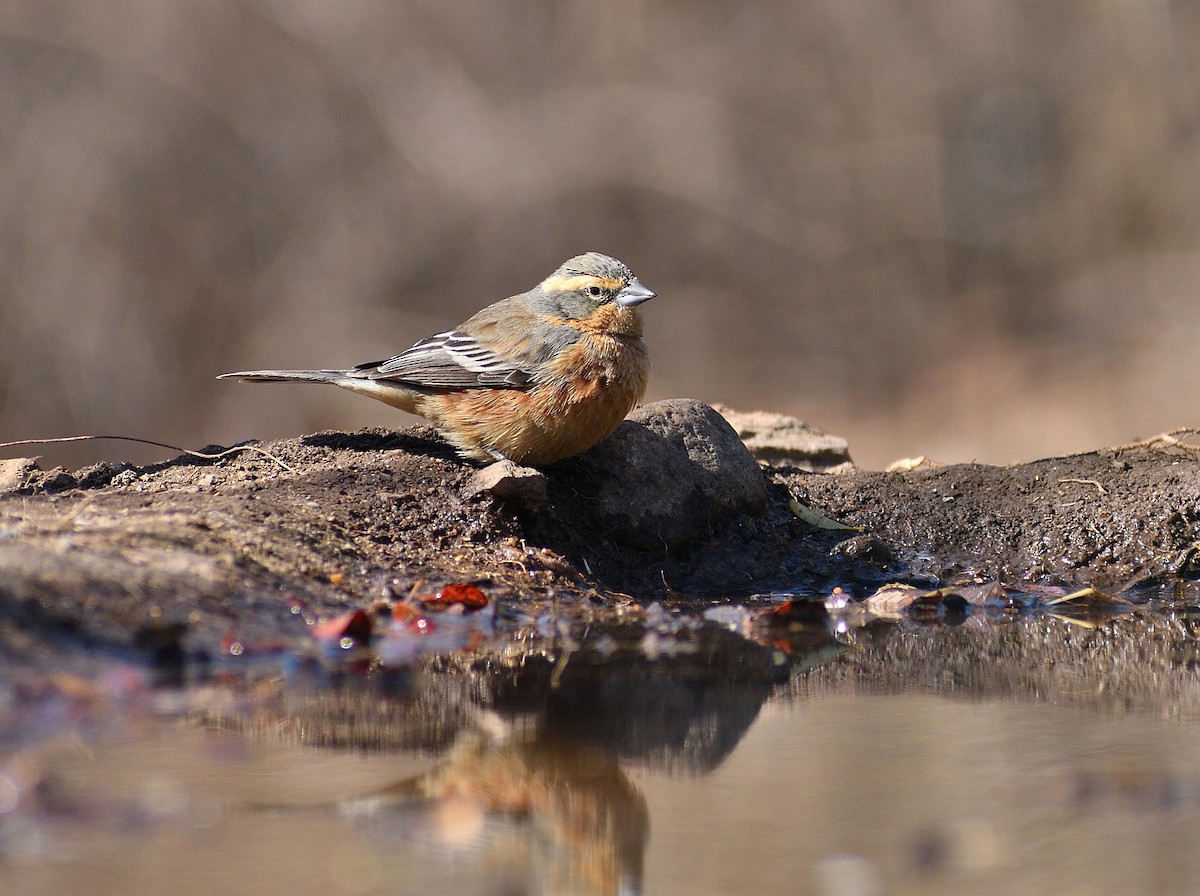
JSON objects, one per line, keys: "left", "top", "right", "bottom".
{"left": 311, "top": 609, "right": 373, "bottom": 647}
{"left": 418, "top": 584, "right": 489, "bottom": 613}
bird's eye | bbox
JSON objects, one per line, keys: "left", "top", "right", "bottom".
{"left": 586, "top": 285, "right": 604, "bottom": 298}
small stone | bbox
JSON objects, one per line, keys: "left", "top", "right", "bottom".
{"left": 465, "top": 460, "right": 548, "bottom": 516}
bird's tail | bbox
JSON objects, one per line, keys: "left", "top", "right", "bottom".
{"left": 216, "top": 369, "right": 347, "bottom": 384}
{"left": 217, "top": 368, "right": 421, "bottom": 413}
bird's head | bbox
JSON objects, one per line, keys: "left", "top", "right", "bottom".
{"left": 535, "top": 252, "right": 655, "bottom": 328}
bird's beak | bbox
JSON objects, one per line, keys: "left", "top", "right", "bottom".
{"left": 616, "top": 279, "right": 656, "bottom": 307}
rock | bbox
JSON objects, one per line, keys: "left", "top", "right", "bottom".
{"left": 714, "top": 405, "right": 854, "bottom": 473}
{"left": 465, "top": 460, "right": 548, "bottom": 516}
{"left": 548, "top": 399, "right": 768, "bottom": 549}
{"left": 0, "top": 458, "right": 40, "bottom": 492}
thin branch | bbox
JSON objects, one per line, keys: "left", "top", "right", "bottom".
{"left": 1112, "top": 428, "right": 1200, "bottom": 454}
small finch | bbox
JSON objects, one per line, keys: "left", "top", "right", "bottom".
{"left": 219, "top": 252, "right": 654, "bottom": 465}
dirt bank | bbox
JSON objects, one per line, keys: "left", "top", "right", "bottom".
{"left": 1, "top": 401, "right": 1198, "bottom": 675}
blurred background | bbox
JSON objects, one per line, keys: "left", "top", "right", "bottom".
{"left": 2, "top": 1, "right": 1199, "bottom": 471}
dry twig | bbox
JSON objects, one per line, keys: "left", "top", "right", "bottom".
{"left": 0, "top": 434, "right": 296, "bottom": 474}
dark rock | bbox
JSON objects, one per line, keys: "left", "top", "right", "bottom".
{"left": 548, "top": 399, "right": 768, "bottom": 549}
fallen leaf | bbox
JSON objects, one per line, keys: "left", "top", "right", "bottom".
{"left": 788, "top": 494, "right": 856, "bottom": 530}
{"left": 311, "top": 609, "right": 373, "bottom": 647}
{"left": 885, "top": 456, "right": 942, "bottom": 472}
{"left": 419, "top": 583, "right": 489, "bottom": 613}
{"left": 864, "top": 584, "right": 921, "bottom": 614}
{"left": 1041, "top": 587, "right": 1131, "bottom": 608}
{"left": 757, "top": 598, "right": 829, "bottom": 625}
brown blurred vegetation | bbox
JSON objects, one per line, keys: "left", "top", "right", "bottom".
{"left": 2, "top": 1, "right": 1200, "bottom": 469}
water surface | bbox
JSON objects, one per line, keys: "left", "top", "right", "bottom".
{"left": 4, "top": 599, "right": 1200, "bottom": 895}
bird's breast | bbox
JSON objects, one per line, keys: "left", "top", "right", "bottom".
{"left": 542, "top": 330, "right": 648, "bottom": 409}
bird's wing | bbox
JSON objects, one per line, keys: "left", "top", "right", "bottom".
{"left": 361, "top": 330, "right": 536, "bottom": 390}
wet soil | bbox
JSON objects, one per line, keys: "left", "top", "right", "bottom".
{"left": 789, "top": 446, "right": 1200, "bottom": 589}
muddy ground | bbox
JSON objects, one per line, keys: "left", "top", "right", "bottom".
{"left": 1, "top": 400, "right": 1198, "bottom": 706}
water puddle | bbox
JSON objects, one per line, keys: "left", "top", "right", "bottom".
{"left": 3, "top": 583, "right": 1200, "bottom": 895}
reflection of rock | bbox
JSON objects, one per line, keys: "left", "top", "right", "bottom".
{"left": 714, "top": 404, "right": 855, "bottom": 473}
{"left": 491, "top": 621, "right": 840, "bottom": 773}
{"left": 548, "top": 399, "right": 768, "bottom": 550}
{"left": 541, "top": 655, "right": 771, "bottom": 775}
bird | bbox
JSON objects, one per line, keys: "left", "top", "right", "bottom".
{"left": 218, "top": 252, "right": 655, "bottom": 466}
